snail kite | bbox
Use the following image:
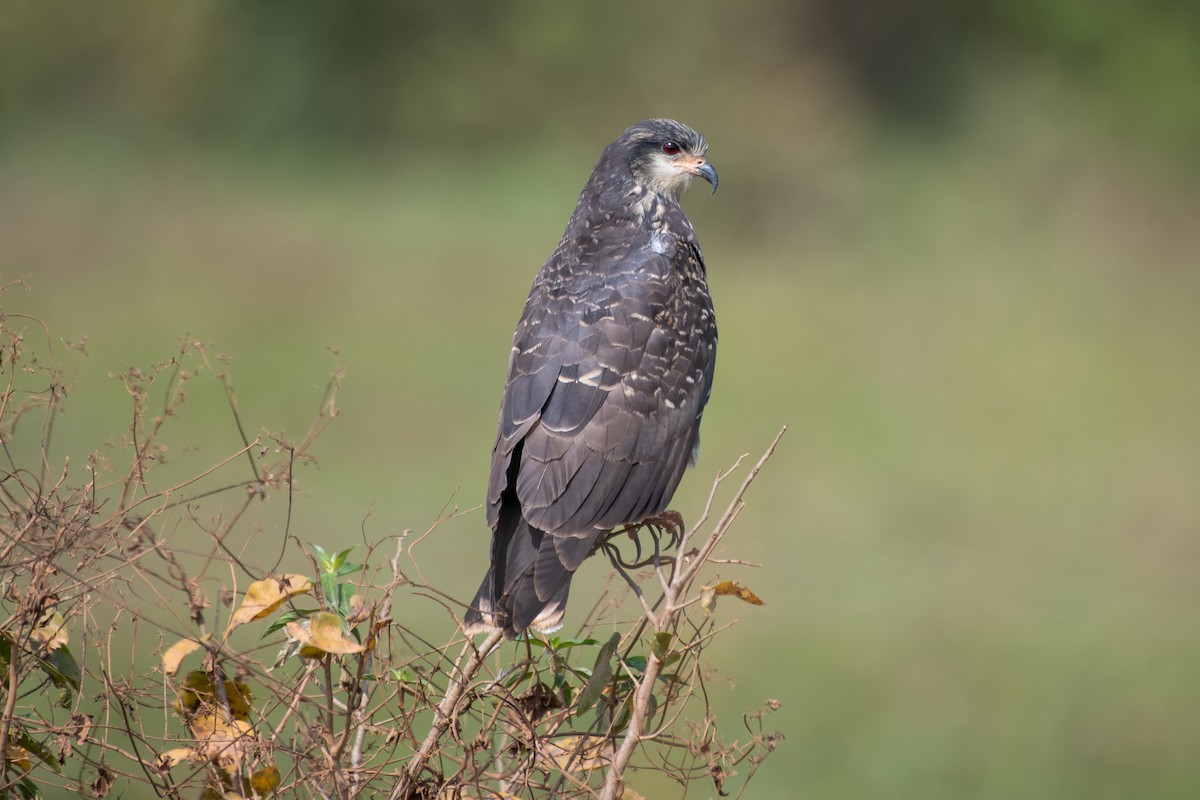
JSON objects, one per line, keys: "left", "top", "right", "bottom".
{"left": 464, "top": 119, "right": 719, "bottom": 638}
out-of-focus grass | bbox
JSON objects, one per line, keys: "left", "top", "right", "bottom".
{"left": 3, "top": 97, "right": 1200, "bottom": 798}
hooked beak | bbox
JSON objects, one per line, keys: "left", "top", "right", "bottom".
{"left": 696, "top": 161, "right": 718, "bottom": 195}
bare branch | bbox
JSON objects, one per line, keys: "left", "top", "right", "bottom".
{"left": 387, "top": 629, "right": 504, "bottom": 800}
{"left": 599, "top": 426, "right": 786, "bottom": 800}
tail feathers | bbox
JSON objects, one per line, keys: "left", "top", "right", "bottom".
{"left": 462, "top": 572, "right": 497, "bottom": 635}
{"left": 463, "top": 518, "right": 600, "bottom": 639}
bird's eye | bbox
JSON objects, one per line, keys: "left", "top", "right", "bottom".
{"left": 661, "top": 141, "right": 681, "bottom": 156}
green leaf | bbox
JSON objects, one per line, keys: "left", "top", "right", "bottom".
{"left": 15, "top": 730, "right": 61, "bottom": 774}
{"left": 392, "top": 667, "right": 430, "bottom": 688}
{"left": 330, "top": 547, "right": 357, "bottom": 575}
{"left": 651, "top": 632, "right": 673, "bottom": 660}
{"left": 310, "top": 543, "right": 330, "bottom": 567}
{"left": 263, "top": 608, "right": 311, "bottom": 637}
{"left": 329, "top": 548, "right": 348, "bottom": 571}
{"left": 15, "top": 777, "right": 40, "bottom": 800}
{"left": 548, "top": 635, "right": 600, "bottom": 651}
{"left": 332, "top": 548, "right": 361, "bottom": 578}
{"left": 595, "top": 699, "right": 611, "bottom": 730}
{"left": 41, "top": 645, "right": 81, "bottom": 693}
{"left": 319, "top": 572, "right": 341, "bottom": 610}
{"left": 611, "top": 696, "right": 632, "bottom": 733}
{"left": 623, "top": 655, "right": 647, "bottom": 673}
{"left": 644, "top": 692, "right": 659, "bottom": 725}
{"left": 574, "top": 633, "right": 619, "bottom": 717}
{"left": 499, "top": 665, "right": 531, "bottom": 688}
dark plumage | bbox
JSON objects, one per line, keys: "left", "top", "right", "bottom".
{"left": 463, "top": 119, "right": 719, "bottom": 638}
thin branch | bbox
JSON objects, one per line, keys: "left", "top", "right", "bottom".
{"left": 387, "top": 629, "right": 504, "bottom": 800}
{"left": 599, "top": 426, "right": 786, "bottom": 800}
{"left": 678, "top": 426, "right": 786, "bottom": 591}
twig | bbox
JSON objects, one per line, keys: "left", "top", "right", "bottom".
{"left": 599, "top": 426, "right": 786, "bottom": 800}
{"left": 0, "top": 628, "right": 20, "bottom": 767}
{"left": 387, "top": 629, "right": 504, "bottom": 800}
{"left": 348, "top": 681, "right": 372, "bottom": 795}
{"left": 677, "top": 426, "right": 786, "bottom": 592}
{"left": 271, "top": 662, "right": 319, "bottom": 741}
{"left": 101, "top": 668, "right": 168, "bottom": 797}
{"left": 600, "top": 648, "right": 665, "bottom": 800}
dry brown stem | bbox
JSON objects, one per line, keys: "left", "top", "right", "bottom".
{"left": 599, "top": 426, "right": 786, "bottom": 800}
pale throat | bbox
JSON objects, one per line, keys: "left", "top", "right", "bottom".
{"left": 640, "top": 154, "right": 698, "bottom": 200}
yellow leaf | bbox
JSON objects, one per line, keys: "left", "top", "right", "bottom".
{"left": 188, "top": 713, "right": 256, "bottom": 773}
{"left": 286, "top": 612, "right": 364, "bottom": 656}
{"left": 540, "top": 735, "right": 613, "bottom": 773}
{"left": 173, "top": 671, "right": 254, "bottom": 720}
{"left": 4, "top": 744, "right": 32, "bottom": 773}
{"left": 31, "top": 611, "right": 69, "bottom": 652}
{"left": 157, "top": 748, "right": 194, "bottom": 768}
{"left": 189, "top": 713, "right": 255, "bottom": 740}
{"left": 162, "top": 638, "right": 205, "bottom": 676}
{"left": 711, "top": 580, "right": 765, "bottom": 606}
{"left": 346, "top": 593, "right": 369, "bottom": 624}
{"left": 250, "top": 764, "right": 282, "bottom": 794}
{"left": 700, "top": 585, "right": 717, "bottom": 614}
{"left": 361, "top": 618, "right": 389, "bottom": 653}
{"left": 226, "top": 575, "right": 313, "bottom": 633}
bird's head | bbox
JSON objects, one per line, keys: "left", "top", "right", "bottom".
{"left": 618, "top": 119, "right": 717, "bottom": 200}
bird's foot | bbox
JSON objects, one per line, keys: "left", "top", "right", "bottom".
{"left": 647, "top": 510, "right": 684, "bottom": 535}
{"left": 607, "top": 511, "right": 686, "bottom": 567}
{"left": 623, "top": 510, "right": 684, "bottom": 538}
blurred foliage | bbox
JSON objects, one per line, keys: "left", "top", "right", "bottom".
{"left": 1, "top": 0, "right": 1198, "bottom": 164}
{"left": 808, "top": 0, "right": 1200, "bottom": 144}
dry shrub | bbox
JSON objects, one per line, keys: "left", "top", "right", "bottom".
{"left": 0, "top": 290, "right": 781, "bottom": 800}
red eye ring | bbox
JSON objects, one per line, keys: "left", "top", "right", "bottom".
{"left": 661, "top": 141, "right": 681, "bottom": 156}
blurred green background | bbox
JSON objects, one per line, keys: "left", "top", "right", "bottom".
{"left": 4, "top": 1, "right": 1200, "bottom": 797}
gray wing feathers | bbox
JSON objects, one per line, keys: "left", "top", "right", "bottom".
{"left": 494, "top": 249, "right": 709, "bottom": 533}
{"left": 474, "top": 226, "right": 715, "bottom": 637}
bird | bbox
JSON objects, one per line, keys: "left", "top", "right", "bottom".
{"left": 463, "top": 119, "right": 719, "bottom": 639}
